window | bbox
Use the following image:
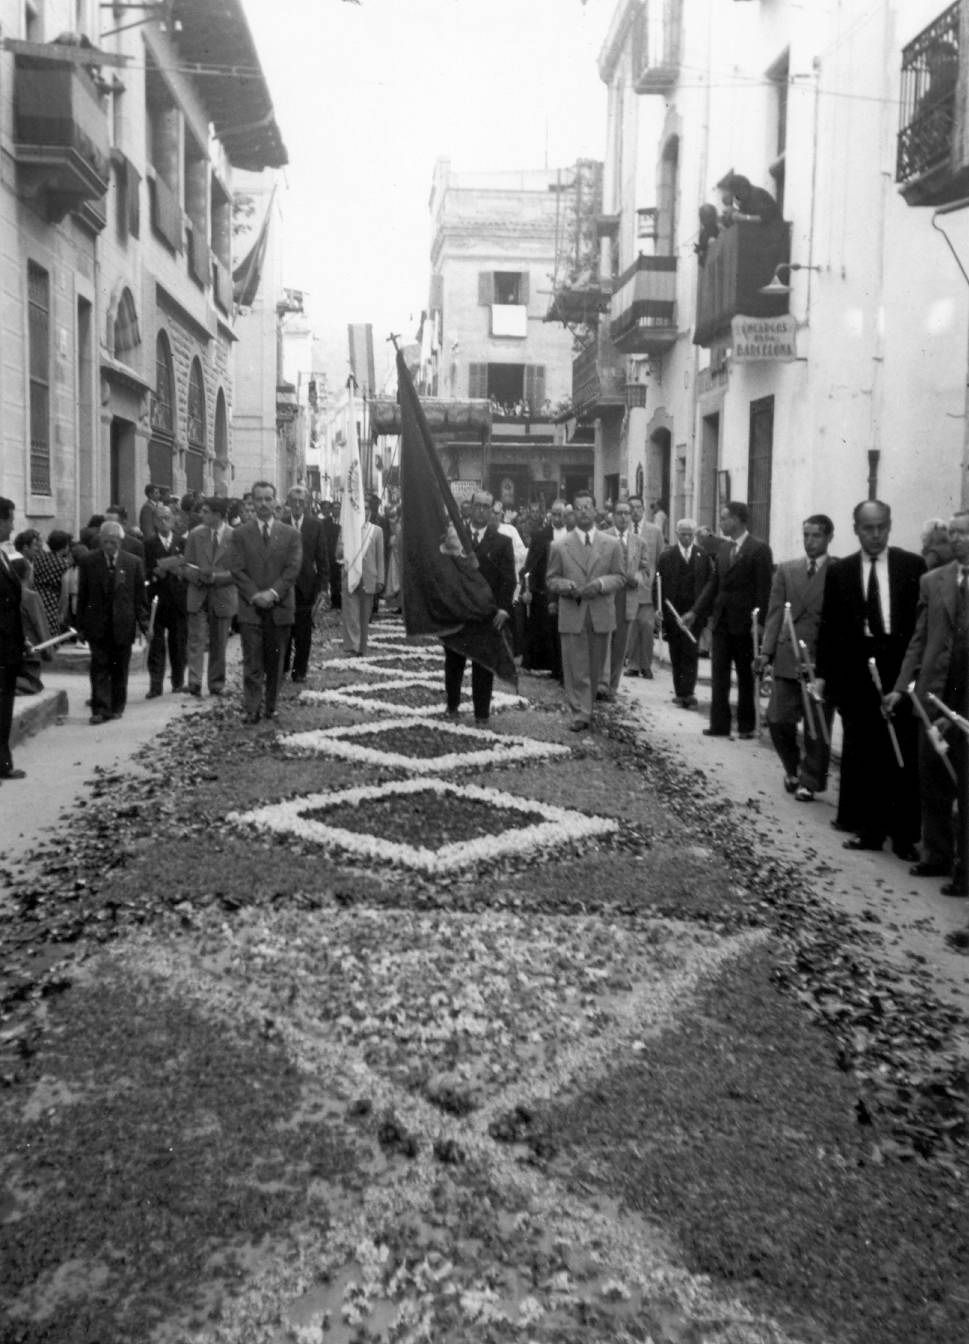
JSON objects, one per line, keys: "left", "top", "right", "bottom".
{"left": 470, "top": 363, "right": 545, "bottom": 414}
{"left": 184, "top": 133, "right": 209, "bottom": 287}
{"left": 478, "top": 271, "right": 530, "bottom": 306}
{"left": 152, "top": 332, "right": 174, "bottom": 435}
{"left": 113, "top": 287, "right": 140, "bottom": 360}
{"left": 27, "top": 262, "right": 51, "bottom": 496}
{"left": 187, "top": 359, "right": 206, "bottom": 451}
{"left": 146, "top": 59, "right": 182, "bottom": 251}
{"left": 747, "top": 396, "right": 774, "bottom": 544}
{"left": 897, "top": 2, "right": 961, "bottom": 193}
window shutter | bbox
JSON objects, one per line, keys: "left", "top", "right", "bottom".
{"left": 519, "top": 271, "right": 530, "bottom": 305}
{"left": 468, "top": 362, "right": 488, "bottom": 398}
{"left": 524, "top": 364, "right": 545, "bottom": 408}
{"left": 478, "top": 272, "right": 494, "bottom": 305}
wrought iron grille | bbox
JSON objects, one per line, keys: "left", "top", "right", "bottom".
{"left": 896, "top": 2, "right": 960, "bottom": 184}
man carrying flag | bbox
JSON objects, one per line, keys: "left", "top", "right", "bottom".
{"left": 394, "top": 344, "right": 516, "bottom": 722}
{"left": 339, "top": 380, "right": 384, "bottom": 655}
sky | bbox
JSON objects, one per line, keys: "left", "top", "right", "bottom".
{"left": 243, "top": 0, "right": 614, "bottom": 389}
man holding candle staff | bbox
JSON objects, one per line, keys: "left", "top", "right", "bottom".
{"left": 816, "top": 500, "right": 924, "bottom": 860}
{"left": 183, "top": 497, "right": 237, "bottom": 698}
{"left": 883, "top": 510, "right": 969, "bottom": 896}
{"left": 756, "top": 515, "right": 836, "bottom": 801}
{"left": 144, "top": 503, "right": 187, "bottom": 698}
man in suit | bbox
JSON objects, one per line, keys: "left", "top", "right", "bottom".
{"left": 76, "top": 521, "right": 148, "bottom": 724}
{"left": 0, "top": 497, "right": 26, "bottom": 781}
{"left": 547, "top": 489, "right": 626, "bottom": 731}
{"left": 104, "top": 505, "right": 145, "bottom": 561}
{"left": 757, "top": 514, "right": 836, "bottom": 800}
{"left": 598, "top": 499, "right": 651, "bottom": 701}
{"left": 624, "top": 495, "right": 664, "bottom": 678}
{"left": 685, "top": 500, "right": 773, "bottom": 738}
{"left": 139, "top": 484, "right": 160, "bottom": 541}
{"left": 340, "top": 517, "right": 384, "bottom": 656}
{"left": 320, "top": 501, "right": 341, "bottom": 610}
{"left": 284, "top": 485, "right": 329, "bottom": 682}
{"left": 816, "top": 499, "right": 924, "bottom": 859}
{"left": 144, "top": 503, "right": 187, "bottom": 697}
{"left": 885, "top": 509, "right": 969, "bottom": 895}
{"left": 444, "top": 490, "right": 515, "bottom": 726}
{"left": 228, "top": 481, "right": 302, "bottom": 723}
{"left": 183, "top": 496, "right": 237, "bottom": 698}
{"left": 656, "top": 518, "right": 713, "bottom": 708}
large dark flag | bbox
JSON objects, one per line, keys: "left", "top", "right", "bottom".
{"left": 396, "top": 348, "right": 516, "bottom": 686}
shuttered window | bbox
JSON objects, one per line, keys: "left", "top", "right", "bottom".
{"left": 478, "top": 272, "right": 494, "bottom": 305}
{"left": 747, "top": 396, "right": 774, "bottom": 543}
{"left": 524, "top": 364, "right": 546, "bottom": 408}
{"left": 27, "top": 262, "right": 51, "bottom": 496}
{"left": 468, "top": 362, "right": 488, "bottom": 398}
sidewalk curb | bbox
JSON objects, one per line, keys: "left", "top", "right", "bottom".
{"left": 11, "top": 688, "right": 68, "bottom": 748}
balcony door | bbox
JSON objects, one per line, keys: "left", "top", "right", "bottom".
{"left": 747, "top": 396, "right": 774, "bottom": 543}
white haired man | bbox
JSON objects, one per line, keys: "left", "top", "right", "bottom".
{"left": 75, "top": 521, "right": 148, "bottom": 724}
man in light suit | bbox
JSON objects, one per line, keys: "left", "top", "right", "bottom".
{"left": 284, "top": 485, "right": 329, "bottom": 682}
{"left": 656, "top": 518, "right": 713, "bottom": 708}
{"left": 816, "top": 499, "right": 924, "bottom": 859}
{"left": 598, "top": 499, "right": 651, "bottom": 701}
{"left": 76, "top": 521, "right": 148, "bottom": 724}
{"left": 547, "top": 489, "right": 626, "bottom": 731}
{"left": 885, "top": 509, "right": 969, "bottom": 896}
{"left": 340, "top": 519, "right": 384, "bottom": 656}
{"left": 183, "top": 497, "right": 237, "bottom": 698}
{"left": 0, "top": 497, "right": 26, "bottom": 780}
{"left": 757, "top": 515, "right": 836, "bottom": 800}
{"left": 685, "top": 500, "right": 773, "bottom": 738}
{"left": 625, "top": 495, "right": 664, "bottom": 678}
{"left": 229, "top": 481, "right": 302, "bottom": 723}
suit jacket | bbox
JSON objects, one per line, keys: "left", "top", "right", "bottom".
{"left": 893, "top": 561, "right": 967, "bottom": 711}
{"left": 547, "top": 529, "right": 626, "bottom": 634}
{"left": 121, "top": 532, "right": 145, "bottom": 562}
{"left": 0, "top": 553, "right": 25, "bottom": 667}
{"left": 183, "top": 524, "right": 238, "bottom": 617}
{"left": 816, "top": 546, "right": 925, "bottom": 708}
{"left": 630, "top": 522, "right": 663, "bottom": 606}
{"left": 694, "top": 533, "right": 773, "bottom": 635}
{"left": 656, "top": 544, "right": 713, "bottom": 630}
{"left": 471, "top": 525, "right": 516, "bottom": 613}
{"left": 287, "top": 512, "right": 330, "bottom": 602}
{"left": 76, "top": 550, "right": 147, "bottom": 646}
{"left": 614, "top": 529, "right": 652, "bottom": 621}
{"left": 144, "top": 533, "right": 187, "bottom": 617}
{"left": 761, "top": 556, "right": 833, "bottom": 679}
{"left": 229, "top": 518, "right": 302, "bottom": 626}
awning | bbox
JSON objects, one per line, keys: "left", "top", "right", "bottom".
{"left": 172, "top": 1, "right": 287, "bottom": 171}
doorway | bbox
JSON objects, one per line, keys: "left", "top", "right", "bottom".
{"left": 698, "top": 412, "right": 719, "bottom": 528}
{"left": 109, "top": 417, "right": 136, "bottom": 516}
{"left": 747, "top": 396, "right": 774, "bottom": 543}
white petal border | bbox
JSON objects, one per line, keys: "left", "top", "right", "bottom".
{"left": 279, "top": 716, "right": 570, "bottom": 774}
{"left": 228, "top": 777, "right": 618, "bottom": 874}
{"left": 320, "top": 651, "right": 443, "bottom": 676}
{"left": 300, "top": 677, "right": 527, "bottom": 717}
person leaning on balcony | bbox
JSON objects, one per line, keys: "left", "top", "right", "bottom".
{"left": 716, "top": 172, "right": 781, "bottom": 227}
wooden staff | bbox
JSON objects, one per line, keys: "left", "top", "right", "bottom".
{"left": 146, "top": 594, "right": 160, "bottom": 642}
{"left": 665, "top": 598, "right": 697, "bottom": 644}
{"left": 784, "top": 602, "right": 815, "bottom": 739}
{"left": 908, "top": 682, "right": 958, "bottom": 783}
{"left": 798, "top": 639, "right": 830, "bottom": 746}
{"left": 927, "top": 692, "right": 969, "bottom": 737}
{"left": 868, "top": 657, "right": 904, "bottom": 768}
{"left": 26, "top": 628, "right": 78, "bottom": 654}
{"left": 751, "top": 607, "right": 762, "bottom": 736}
{"left": 653, "top": 571, "right": 667, "bottom": 666}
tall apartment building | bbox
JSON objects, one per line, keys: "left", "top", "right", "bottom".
{"left": 0, "top": 0, "right": 285, "bottom": 533}
{"left": 567, "top": 0, "right": 969, "bottom": 553}
{"left": 423, "top": 159, "right": 593, "bottom": 512}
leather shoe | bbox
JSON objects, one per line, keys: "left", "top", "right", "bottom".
{"left": 794, "top": 786, "right": 815, "bottom": 802}
{"left": 624, "top": 669, "right": 640, "bottom": 677}
{"left": 474, "top": 717, "right": 490, "bottom": 729}
{"left": 940, "top": 881, "right": 968, "bottom": 897}
{"left": 737, "top": 731, "right": 756, "bottom": 740}
{"left": 892, "top": 845, "right": 920, "bottom": 863}
{"left": 88, "top": 714, "right": 108, "bottom": 725}
{"left": 186, "top": 685, "right": 202, "bottom": 698}
{"left": 0, "top": 769, "right": 26, "bottom": 780}
{"left": 146, "top": 688, "right": 162, "bottom": 699}
{"left": 783, "top": 775, "right": 798, "bottom": 793}
{"left": 291, "top": 673, "right": 307, "bottom": 684}
{"left": 702, "top": 728, "right": 730, "bottom": 737}
{"left": 843, "top": 836, "right": 884, "bottom": 852}
{"left": 909, "top": 862, "right": 948, "bottom": 878}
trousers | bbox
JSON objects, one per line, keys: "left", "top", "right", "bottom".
{"left": 766, "top": 676, "right": 834, "bottom": 791}
{"left": 444, "top": 647, "right": 493, "bottom": 720}
{"left": 239, "top": 615, "right": 288, "bottom": 716}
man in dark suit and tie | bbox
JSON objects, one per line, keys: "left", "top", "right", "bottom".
{"left": 76, "top": 521, "right": 148, "bottom": 724}
{"left": 547, "top": 489, "right": 626, "bottom": 731}
{"left": 0, "top": 497, "right": 26, "bottom": 781}
{"left": 144, "top": 502, "right": 187, "bottom": 697}
{"left": 685, "top": 500, "right": 773, "bottom": 738}
{"left": 757, "top": 514, "right": 836, "bottom": 800}
{"left": 656, "top": 517, "right": 713, "bottom": 708}
{"left": 284, "top": 485, "right": 329, "bottom": 683}
{"left": 816, "top": 499, "right": 924, "bottom": 859}
{"left": 445, "top": 490, "right": 515, "bottom": 727}
{"left": 885, "top": 509, "right": 969, "bottom": 895}
{"left": 228, "top": 481, "right": 302, "bottom": 724}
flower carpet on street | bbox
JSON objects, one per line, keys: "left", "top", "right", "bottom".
{"left": 1, "top": 611, "right": 967, "bottom": 1344}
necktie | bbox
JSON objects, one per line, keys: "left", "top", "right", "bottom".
{"left": 584, "top": 533, "right": 591, "bottom": 547}
{"left": 633, "top": 523, "right": 639, "bottom": 535}
{"left": 472, "top": 531, "right": 480, "bottom": 549}
{"left": 262, "top": 523, "right": 271, "bottom": 547}
{"left": 807, "top": 559, "right": 817, "bottom": 578}
{"left": 728, "top": 542, "right": 738, "bottom": 567}
{"left": 865, "top": 558, "right": 884, "bottom": 637}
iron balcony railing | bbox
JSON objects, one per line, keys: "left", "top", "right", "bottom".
{"left": 896, "top": 1, "right": 967, "bottom": 205}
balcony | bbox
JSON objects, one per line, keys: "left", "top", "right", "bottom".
{"left": 610, "top": 254, "right": 677, "bottom": 354}
{"left": 572, "top": 327, "right": 626, "bottom": 419}
{"left": 634, "top": 0, "right": 682, "bottom": 95}
{"left": 895, "top": 1, "right": 969, "bottom": 206}
{"left": 693, "top": 221, "right": 791, "bottom": 348}
{"left": 13, "top": 49, "right": 110, "bottom": 224}
{"left": 546, "top": 282, "right": 611, "bottom": 328}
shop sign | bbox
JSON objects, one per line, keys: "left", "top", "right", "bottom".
{"left": 731, "top": 314, "right": 797, "bottom": 362}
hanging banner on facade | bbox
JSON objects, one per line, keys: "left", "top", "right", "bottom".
{"left": 731, "top": 314, "right": 797, "bottom": 362}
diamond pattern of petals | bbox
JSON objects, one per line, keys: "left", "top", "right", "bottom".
{"left": 301, "top": 679, "right": 528, "bottom": 717}
{"left": 321, "top": 651, "right": 443, "bottom": 676}
{"left": 279, "top": 717, "right": 570, "bottom": 774}
{"left": 228, "top": 777, "right": 618, "bottom": 874}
